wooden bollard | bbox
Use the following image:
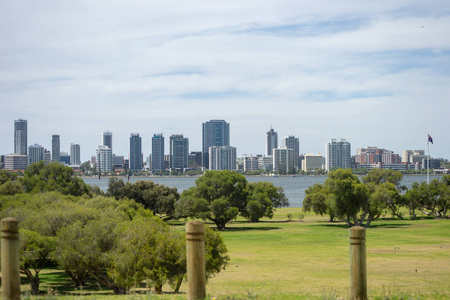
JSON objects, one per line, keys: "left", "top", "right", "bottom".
{"left": 349, "top": 226, "right": 367, "bottom": 300}
{"left": 186, "top": 221, "right": 206, "bottom": 300}
{"left": 1, "top": 218, "right": 21, "bottom": 300}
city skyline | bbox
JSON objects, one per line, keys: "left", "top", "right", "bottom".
{"left": 1, "top": 2, "right": 449, "bottom": 161}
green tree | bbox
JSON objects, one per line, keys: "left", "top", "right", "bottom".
{"left": 243, "top": 182, "right": 289, "bottom": 222}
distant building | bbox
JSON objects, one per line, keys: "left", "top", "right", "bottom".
{"left": 60, "top": 152, "right": 70, "bottom": 165}
{"left": 112, "top": 155, "right": 124, "bottom": 169}
{"left": 243, "top": 155, "right": 259, "bottom": 172}
{"left": 189, "top": 151, "right": 202, "bottom": 169}
{"left": 4, "top": 154, "right": 27, "bottom": 170}
{"left": 266, "top": 127, "right": 278, "bottom": 156}
{"left": 14, "top": 119, "right": 27, "bottom": 155}
{"left": 302, "top": 153, "right": 324, "bottom": 171}
{"left": 422, "top": 158, "right": 440, "bottom": 169}
{"left": 52, "top": 134, "right": 60, "bottom": 163}
{"left": 402, "top": 150, "right": 425, "bottom": 163}
{"left": 129, "top": 133, "right": 142, "bottom": 172}
{"left": 70, "top": 143, "right": 81, "bottom": 165}
{"left": 28, "top": 144, "right": 44, "bottom": 165}
{"left": 152, "top": 133, "right": 165, "bottom": 171}
{"left": 169, "top": 134, "right": 189, "bottom": 172}
{"left": 202, "top": 120, "right": 230, "bottom": 169}
{"left": 103, "top": 131, "right": 112, "bottom": 151}
{"left": 96, "top": 145, "right": 112, "bottom": 173}
{"left": 258, "top": 155, "right": 273, "bottom": 172}
{"left": 44, "top": 149, "right": 51, "bottom": 165}
{"left": 209, "top": 146, "right": 236, "bottom": 171}
{"left": 273, "top": 146, "right": 294, "bottom": 174}
{"left": 355, "top": 147, "right": 401, "bottom": 165}
{"left": 325, "top": 138, "right": 351, "bottom": 171}
{"left": 282, "top": 135, "right": 300, "bottom": 169}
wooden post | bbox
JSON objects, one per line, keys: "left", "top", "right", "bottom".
{"left": 186, "top": 221, "right": 206, "bottom": 300}
{"left": 1, "top": 218, "right": 21, "bottom": 300}
{"left": 349, "top": 226, "right": 367, "bottom": 300}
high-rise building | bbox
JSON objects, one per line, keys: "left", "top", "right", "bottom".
{"left": 102, "top": 131, "right": 112, "bottom": 151}
{"left": 325, "top": 138, "right": 351, "bottom": 171}
{"left": 152, "top": 133, "right": 165, "bottom": 172}
{"left": 70, "top": 143, "right": 81, "bottom": 165}
{"left": 282, "top": 135, "right": 300, "bottom": 169}
{"left": 28, "top": 144, "right": 44, "bottom": 165}
{"left": 14, "top": 119, "right": 27, "bottom": 155}
{"left": 355, "top": 147, "right": 401, "bottom": 165}
{"left": 243, "top": 155, "right": 259, "bottom": 172}
{"left": 273, "top": 146, "right": 294, "bottom": 174}
{"left": 44, "top": 149, "right": 51, "bottom": 165}
{"left": 169, "top": 134, "right": 189, "bottom": 172}
{"left": 209, "top": 146, "right": 236, "bottom": 170}
{"left": 4, "top": 154, "right": 27, "bottom": 170}
{"left": 202, "top": 120, "right": 230, "bottom": 169}
{"left": 129, "top": 133, "right": 142, "bottom": 172}
{"left": 266, "top": 127, "right": 278, "bottom": 156}
{"left": 52, "top": 134, "right": 60, "bottom": 163}
{"left": 60, "top": 152, "right": 70, "bottom": 165}
{"left": 96, "top": 145, "right": 112, "bottom": 173}
{"left": 302, "top": 153, "right": 325, "bottom": 171}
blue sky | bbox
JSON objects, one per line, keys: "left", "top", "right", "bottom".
{"left": 1, "top": 1, "right": 449, "bottom": 162}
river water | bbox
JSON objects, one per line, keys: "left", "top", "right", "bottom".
{"left": 83, "top": 175, "right": 443, "bottom": 208}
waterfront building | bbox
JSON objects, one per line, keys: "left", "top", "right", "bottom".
{"left": 102, "top": 131, "right": 112, "bottom": 151}
{"left": 209, "top": 146, "right": 236, "bottom": 170}
{"left": 302, "top": 153, "right": 324, "bottom": 171}
{"left": 266, "top": 127, "right": 278, "bottom": 156}
{"left": 129, "top": 133, "right": 142, "bottom": 172}
{"left": 60, "top": 152, "right": 70, "bottom": 165}
{"left": 189, "top": 151, "right": 202, "bottom": 169}
{"left": 14, "top": 119, "right": 27, "bottom": 155}
{"left": 258, "top": 156, "right": 273, "bottom": 172}
{"left": 70, "top": 143, "right": 81, "bottom": 165}
{"left": 243, "top": 155, "right": 259, "bottom": 172}
{"left": 325, "top": 138, "right": 351, "bottom": 171}
{"left": 4, "top": 154, "right": 27, "bottom": 170}
{"left": 273, "top": 146, "right": 294, "bottom": 174}
{"left": 282, "top": 135, "right": 300, "bottom": 169}
{"left": 96, "top": 145, "right": 112, "bottom": 173}
{"left": 202, "top": 120, "right": 230, "bottom": 169}
{"left": 28, "top": 144, "right": 44, "bottom": 165}
{"left": 169, "top": 134, "right": 189, "bottom": 172}
{"left": 44, "top": 149, "right": 51, "bottom": 165}
{"left": 402, "top": 150, "right": 425, "bottom": 164}
{"left": 112, "top": 155, "right": 125, "bottom": 169}
{"left": 152, "top": 133, "right": 165, "bottom": 172}
{"left": 355, "top": 147, "right": 401, "bottom": 165}
{"left": 52, "top": 134, "right": 60, "bottom": 163}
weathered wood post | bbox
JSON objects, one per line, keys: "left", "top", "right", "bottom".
{"left": 1, "top": 218, "right": 21, "bottom": 300}
{"left": 186, "top": 221, "right": 206, "bottom": 300}
{"left": 349, "top": 226, "right": 367, "bottom": 300}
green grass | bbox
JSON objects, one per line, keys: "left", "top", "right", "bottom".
{"left": 13, "top": 208, "right": 450, "bottom": 299}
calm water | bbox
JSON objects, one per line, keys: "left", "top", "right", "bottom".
{"left": 83, "top": 175, "right": 442, "bottom": 208}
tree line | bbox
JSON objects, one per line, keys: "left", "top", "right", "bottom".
{"left": 303, "top": 168, "right": 449, "bottom": 227}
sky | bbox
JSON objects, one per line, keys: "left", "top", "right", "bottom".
{"left": 1, "top": 1, "right": 449, "bottom": 162}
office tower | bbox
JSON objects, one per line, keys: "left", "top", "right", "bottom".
{"left": 102, "top": 131, "right": 112, "bottom": 150}
{"left": 243, "top": 155, "right": 259, "bottom": 172}
{"left": 273, "top": 146, "right": 294, "bottom": 174}
{"left": 14, "top": 119, "right": 27, "bottom": 155}
{"left": 209, "top": 146, "right": 237, "bottom": 170}
{"left": 129, "top": 133, "right": 142, "bottom": 172}
{"left": 44, "top": 149, "right": 51, "bottom": 165}
{"left": 302, "top": 153, "right": 325, "bottom": 171}
{"left": 202, "top": 120, "right": 230, "bottom": 169}
{"left": 70, "top": 143, "right": 81, "bottom": 165}
{"left": 169, "top": 134, "right": 189, "bottom": 172}
{"left": 325, "top": 138, "right": 351, "bottom": 171}
{"left": 112, "top": 154, "right": 125, "bottom": 169}
{"left": 96, "top": 145, "right": 113, "bottom": 173}
{"left": 282, "top": 135, "right": 300, "bottom": 169}
{"left": 4, "top": 154, "right": 27, "bottom": 170}
{"left": 266, "top": 127, "right": 278, "bottom": 156}
{"left": 28, "top": 144, "right": 44, "bottom": 165}
{"left": 152, "top": 133, "right": 165, "bottom": 172}
{"left": 52, "top": 134, "right": 60, "bottom": 163}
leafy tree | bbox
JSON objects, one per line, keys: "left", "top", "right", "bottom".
{"left": 362, "top": 168, "right": 403, "bottom": 188}
{"left": 21, "top": 161, "right": 89, "bottom": 196}
{"left": 303, "top": 183, "right": 336, "bottom": 222}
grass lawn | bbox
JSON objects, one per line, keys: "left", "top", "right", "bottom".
{"left": 12, "top": 208, "right": 450, "bottom": 299}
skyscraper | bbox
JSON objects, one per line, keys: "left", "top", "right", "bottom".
{"left": 52, "top": 134, "right": 60, "bottom": 163}
{"left": 325, "top": 138, "right": 351, "bottom": 171}
{"left": 70, "top": 143, "right": 81, "bottom": 165}
{"left": 281, "top": 135, "right": 300, "bottom": 169}
{"left": 14, "top": 119, "right": 27, "bottom": 155}
{"left": 96, "top": 145, "right": 112, "bottom": 173}
{"left": 266, "top": 127, "right": 277, "bottom": 156}
{"left": 129, "top": 133, "right": 142, "bottom": 172}
{"left": 202, "top": 120, "right": 230, "bottom": 169}
{"left": 209, "top": 146, "right": 237, "bottom": 171}
{"left": 102, "top": 131, "right": 112, "bottom": 150}
{"left": 28, "top": 144, "right": 44, "bottom": 165}
{"left": 152, "top": 133, "right": 165, "bottom": 172}
{"left": 169, "top": 134, "right": 189, "bottom": 172}
{"left": 273, "top": 146, "right": 294, "bottom": 174}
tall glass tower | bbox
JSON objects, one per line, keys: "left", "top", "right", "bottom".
{"left": 102, "top": 131, "right": 112, "bottom": 150}
{"left": 152, "top": 133, "right": 165, "bottom": 171}
{"left": 52, "top": 134, "right": 60, "bottom": 163}
{"left": 14, "top": 119, "right": 27, "bottom": 155}
{"left": 202, "top": 120, "right": 230, "bottom": 169}
{"left": 169, "top": 134, "right": 189, "bottom": 172}
{"left": 129, "top": 133, "right": 142, "bottom": 172}
{"left": 325, "top": 138, "right": 351, "bottom": 171}
{"left": 266, "top": 127, "right": 277, "bottom": 156}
